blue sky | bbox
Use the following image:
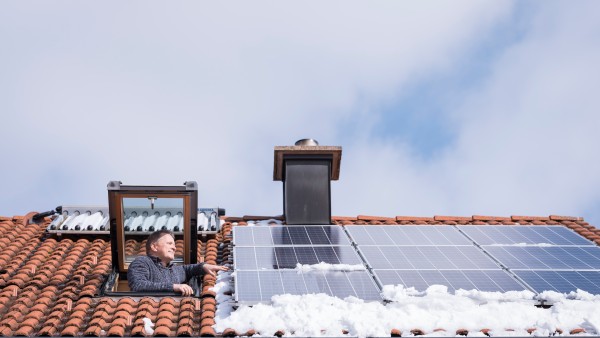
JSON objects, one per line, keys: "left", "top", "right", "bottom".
{"left": 1, "top": 1, "right": 599, "bottom": 227}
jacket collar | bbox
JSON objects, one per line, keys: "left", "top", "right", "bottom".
{"left": 147, "top": 254, "right": 173, "bottom": 268}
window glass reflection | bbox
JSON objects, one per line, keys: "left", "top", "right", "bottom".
{"left": 122, "top": 197, "right": 185, "bottom": 265}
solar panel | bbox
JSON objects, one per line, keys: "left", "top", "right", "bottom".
{"left": 360, "top": 246, "right": 499, "bottom": 270}
{"left": 484, "top": 246, "right": 600, "bottom": 270}
{"left": 235, "top": 270, "right": 382, "bottom": 302}
{"left": 233, "top": 246, "right": 363, "bottom": 270}
{"left": 233, "top": 224, "right": 600, "bottom": 300}
{"left": 347, "top": 225, "right": 532, "bottom": 293}
{"left": 233, "top": 226, "right": 350, "bottom": 246}
{"left": 514, "top": 271, "right": 600, "bottom": 294}
{"left": 375, "top": 270, "right": 525, "bottom": 293}
{"left": 458, "top": 226, "right": 593, "bottom": 246}
{"left": 346, "top": 226, "right": 472, "bottom": 246}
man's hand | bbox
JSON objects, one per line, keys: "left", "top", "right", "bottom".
{"left": 173, "top": 283, "right": 194, "bottom": 296}
{"left": 203, "top": 263, "right": 229, "bottom": 277}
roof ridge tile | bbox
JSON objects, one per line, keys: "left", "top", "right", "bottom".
{"left": 332, "top": 216, "right": 358, "bottom": 221}
{"left": 511, "top": 215, "right": 550, "bottom": 221}
{"left": 395, "top": 216, "right": 434, "bottom": 221}
{"left": 549, "top": 215, "right": 583, "bottom": 221}
{"left": 357, "top": 215, "right": 396, "bottom": 221}
{"left": 434, "top": 215, "right": 473, "bottom": 221}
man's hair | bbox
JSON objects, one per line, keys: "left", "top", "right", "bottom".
{"left": 146, "top": 229, "right": 175, "bottom": 253}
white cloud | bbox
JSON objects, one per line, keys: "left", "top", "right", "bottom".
{"left": 3, "top": 1, "right": 598, "bottom": 227}
{"left": 334, "top": 1, "right": 600, "bottom": 224}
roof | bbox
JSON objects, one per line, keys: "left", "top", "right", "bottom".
{"left": 0, "top": 213, "right": 599, "bottom": 337}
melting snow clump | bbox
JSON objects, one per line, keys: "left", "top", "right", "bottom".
{"left": 214, "top": 284, "right": 600, "bottom": 337}
{"left": 295, "top": 262, "right": 366, "bottom": 272}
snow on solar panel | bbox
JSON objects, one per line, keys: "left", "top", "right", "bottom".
{"left": 235, "top": 270, "right": 382, "bottom": 302}
{"left": 346, "top": 226, "right": 472, "bottom": 245}
{"left": 484, "top": 246, "right": 600, "bottom": 270}
{"left": 375, "top": 270, "right": 525, "bottom": 293}
{"left": 233, "top": 225, "right": 350, "bottom": 246}
{"left": 458, "top": 226, "right": 594, "bottom": 246}
{"left": 514, "top": 271, "right": 600, "bottom": 294}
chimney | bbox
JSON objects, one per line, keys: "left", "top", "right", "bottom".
{"left": 274, "top": 139, "right": 342, "bottom": 225}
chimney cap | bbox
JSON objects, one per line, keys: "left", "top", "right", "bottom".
{"left": 273, "top": 144, "right": 342, "bottom": 181}
{"left": 295, "top": 139, "right": 319, "bottom": 146}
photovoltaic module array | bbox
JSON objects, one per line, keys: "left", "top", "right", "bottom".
{"left": 233, "top": 226, "right": 382, "bottom": 303}
{"left": 346, "top": 226, "right": 526, "bottom": 293}
{"left": 232, "top": 225, "right": 600, "bottom": 303}
{"left": 459, "top": 226, "right": 600, "bottom": 294}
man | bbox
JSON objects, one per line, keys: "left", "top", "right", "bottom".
{"left": 128, "top": 229, "right": 228, "bottom": 296}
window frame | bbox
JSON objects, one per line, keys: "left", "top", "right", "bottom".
{"left": 107, "top": 182, "right": 198, "bottom": 274}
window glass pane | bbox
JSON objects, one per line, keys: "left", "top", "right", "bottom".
{"left": 122, "top": 197, "right": 185, "bottom": 265}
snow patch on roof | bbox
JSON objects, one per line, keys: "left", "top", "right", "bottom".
{"left": 295, "top": 262, "right": 366, "bottom": 272}
{"left": 214, "top": 285, "right": 600, "bottom": 337}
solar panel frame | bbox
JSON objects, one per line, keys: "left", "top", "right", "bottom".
{"left": 234, "top": 270, "right": 383, "bottom": 303}
{"left": 514, "top": 270, "right": 600, "bottom": 295}
{"left": 233, "top": 225, "right": 351, "bottom": 247}
{"left": 458, "top": 225, "right": 594, "bottom": 246}
{"left": 374, "top": 270, "right": 526, "bottom": 293}
{"left": 484, "top": 246, "right": 600, "bottom": 270}
{"left": 359, "top": 245, "right": 501, "bottom": 270}
{"left": 233, "top": 246, "right": 364, "bottom": 270}
{"left": 346, "top": 225, "right": 473, "bottom": 246}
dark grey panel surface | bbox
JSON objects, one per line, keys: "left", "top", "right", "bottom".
{"left": 346, "top": 226, "right": 471, "bottom": 246}
{"left": 233, "top": 225, "right": 350, "bottom": 246}
{"left": 235, "top": 270, "right": 382, "bottom": 302}
{"left": 459, "top": 226, "right": 593, "bottom": 246}
{"left": 484, "top": 246, "right": 600, "bottom": 270}
{"left": 374, "top": 270, "right": 526, "bottom": 293}
{"left": 514, "top": 270, "right": 600, "bottom": 295}
{"left": 234, "top": 246, "right": 363, "bottom": 270}
{"left": 360, "top": 246, "right": 500, "bottom": 270}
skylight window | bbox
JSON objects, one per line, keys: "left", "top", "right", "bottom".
{"left": 103, "top": 181, "right": 199, "bottom": 296}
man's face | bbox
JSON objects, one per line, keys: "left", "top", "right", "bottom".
{"left": 151, "top": 234, "right": 176, "bottom": 263}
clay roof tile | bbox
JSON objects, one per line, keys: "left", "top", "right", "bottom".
{"left": 107, "top": 325, "right": 126, "bottom": 337}
{"left": 153, "top": 325, "right": 173, "bottom": 336}
{"left": 199, "top": 326, "right": 216, "bottom": 337}
{"left": 60, "top": 325, "right": 80, "bottom": 336}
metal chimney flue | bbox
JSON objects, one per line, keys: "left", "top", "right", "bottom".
{"left": 274, "top": 140, "right": 342, "bottom": 225}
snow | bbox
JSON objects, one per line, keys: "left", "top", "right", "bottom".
{"left": 142, "top": 317, "right": 154, "bottom": 335}
{"left": 245, "top": 219, "right": 284, "bottom": 226}
{"left": 213, "top": 278, "right": 600, "bottom": 337}
{"left": 295, "top": 262, "right": 366, "bottom": 272}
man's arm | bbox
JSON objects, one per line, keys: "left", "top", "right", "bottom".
{"left": 127, "top": 258, "right": 173, "bottom": 292}
{"left": 182, "top": 262, "right": 205, "bottom": 280}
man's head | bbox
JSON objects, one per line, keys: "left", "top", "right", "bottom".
{"left": 146, "top": 230, "right": 176, "bottom": 264}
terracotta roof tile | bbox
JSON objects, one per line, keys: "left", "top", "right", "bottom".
{"left": 60, "top": 325, "right": 81, "bottom": 336}
{"left": 395, "top": 216, "right": 434, "bottom": 222}
{"left": 0, "top": 212, "right": 598, "bottom": 337}
{"left": 154, "top": 325, "right": 173, "bottom": 336}
{"left": 14, "top": 324, "right": 35, "bottom": 336}
{"left": 37, "top": 325, "right": 59, "bottom": 336}
{"left": 199, "top": 326, "right": 216, "bottom": 336}
{"left": 434, "top": 215, "right": 472, "bottom": 222}
{"left": 242, "top": 215, "right": 284, "bottom": 221}
{"left": 332, "top": 216, "right": 357, "bottom": 221}
{"left": 550, "top": 215, "right": 581, "bottom": 221}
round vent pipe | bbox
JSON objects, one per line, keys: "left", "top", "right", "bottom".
{"left": 295, "top": 139, "right": 319, "bottom": 146}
